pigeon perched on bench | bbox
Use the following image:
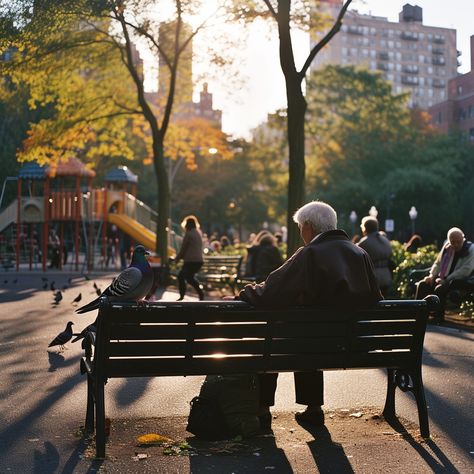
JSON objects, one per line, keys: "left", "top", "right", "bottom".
{"left": 71, "top": 318, "right": 97, "bottom": 343}
{"left": 48, "top": 321, "right": 74, "bottom": 351}
{"left": 75, "top": 245, "right": 153, "bottom": 314}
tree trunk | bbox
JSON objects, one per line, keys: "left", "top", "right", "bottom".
{"left": 285, "top": 78, "right": 307, "bottom": 256}
{"left": 152, "top": 134, "right": 170, "bottom": 265}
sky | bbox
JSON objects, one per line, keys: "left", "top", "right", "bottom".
{"left": 211, "top": 0, "right": 474, "bottom": 138}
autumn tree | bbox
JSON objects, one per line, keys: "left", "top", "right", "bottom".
{"left": 1, "top": 0, "right": 231, "bottom": 265}
{"left": 231, "top": 0, "right": 353, "bottom": 254}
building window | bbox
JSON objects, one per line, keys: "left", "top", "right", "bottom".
{"left": 457, "top": 85, "right": 463, "bottom": 95}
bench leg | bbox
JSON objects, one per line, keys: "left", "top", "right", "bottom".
{"left": 411, "top": 368, "right": 430, "bottom": 438}
{"left": 382, "top": 368, "right": 396, "bottom": 420}
{"left": 95, "top": 381, "right": 106, "bottom": 459}
{"left": 85, "top": 374, "right": 95, "bottom": 434}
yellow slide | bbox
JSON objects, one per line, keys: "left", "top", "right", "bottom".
{"left": 108, "top": 213, "right": 175, "bottom": 256}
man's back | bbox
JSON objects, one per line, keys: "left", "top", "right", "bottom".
{"left": 239, "top": 230, "right": 381, "bottom": 309}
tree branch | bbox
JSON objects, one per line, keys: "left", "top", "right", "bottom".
{"left": 262, "top": 0, "right": 278, "bottom": 20}
{"left": 299, "top": 0, "right": 353, "bottom": 80}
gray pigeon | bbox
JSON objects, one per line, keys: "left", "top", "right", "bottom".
{"left": 76, "top": 245, "right": 153, "bottom": 314}
{"left": 53, "top": 290, "right": 63, "bottom": 305}
{"left": 72, "top": 293, "right": 82, "bottom": 305}
{"left": 71, "top": 317, "right": 97, "bottom": 343}
{"left": 48, "top": 321, "right": 74, "bottom": 350}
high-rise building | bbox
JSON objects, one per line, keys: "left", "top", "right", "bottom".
{"left": 429, "top": 35, "right": 474, "bottom": 139}
{"left": 313, "top": 2, "right": 459, "bottom": 109}
{"left": 193, "top": 83, "right": 222, "bottom": 129}
{"left": 158, "top": 20, "right": 193, "bottom": 106}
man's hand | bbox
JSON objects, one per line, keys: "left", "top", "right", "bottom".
{"left": 435, "top": 277, "right": 448, "bottom": 287}
{"left": 423, "top": 276, "right": 433, "bottom": 285}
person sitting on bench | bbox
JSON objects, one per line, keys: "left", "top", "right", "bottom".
{"left": 415, "top": 227, "right": 474, "bottom": 321}
{"left": 235, "top": 200, "right": 382, "bottom": 429}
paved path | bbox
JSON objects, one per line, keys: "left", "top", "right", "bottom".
{"left": 0, "top": 273, "right": 472, "bottom": 473}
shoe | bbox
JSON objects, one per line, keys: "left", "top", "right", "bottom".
{"left": 258, "top": 407, "right": 272, "bottom": 430}
{"left": 176, "top": 296, "right": 184, "bottom": 301}
{"left": 295, "top": 406, "right": 325, "bottom": 427}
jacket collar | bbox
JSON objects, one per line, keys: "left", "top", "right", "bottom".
{"left": 308, "top": 229, "right": 350, "bottom": 246}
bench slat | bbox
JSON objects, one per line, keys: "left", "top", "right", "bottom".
{"left": 109, "top": 323, "right": 268, "bottom": 340}
{"left": 108, "top": 339, "right": 266, "bottom": 357}
{"left": 270, "top": 337, "right": 347, "bottom": 354}
{"left": 355, "top": 320, "right": 417, "bottom": 336}
{"left": 271, "top": 322, "right": 347, "bottom": 338}
{"left": 352, "top": 335, "right": 414, "bottom": 352}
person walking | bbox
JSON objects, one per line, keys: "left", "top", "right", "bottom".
{"left": 175, "top": 215, "right": 204, "bottom": 301}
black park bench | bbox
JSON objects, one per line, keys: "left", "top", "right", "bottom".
{"left": 80, "top": 295, "right": 438, "bottom": 458}
{"left": 170, "top": 255, "right": 244, "bottom": 294}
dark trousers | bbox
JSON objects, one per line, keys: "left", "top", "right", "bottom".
{"left": 416, "top": 278, "right": 473, "bottom": 320}
{"left": 178, "top": 262, "right": 203, "bottom": 299}
{"left": 259, "top": 371, "right": 324, "bottom": 407}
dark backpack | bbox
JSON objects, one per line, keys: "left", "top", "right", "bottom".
{"left": 186, "top": 374, "right": 260, "bottom": 440}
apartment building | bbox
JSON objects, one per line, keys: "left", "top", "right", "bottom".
{"left": 313, "top": 1, "right": 459, "bottom": 109}
{"left": 429, "top": 35, "right": 474, "bottom": 139}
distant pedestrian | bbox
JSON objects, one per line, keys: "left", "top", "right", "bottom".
{"left": 175, "top": 216, "right": 204, "bottom": 301}
{"left": 254, "top": 233, "right": 283, "bottom": 283}
{"left": 405, "top": 234, "right": 423, "bottom": 253}
{"left": 357, "top": 216, "right": 393, "bottom": 296}
{"left": 48, "top": 229, "right": 61, "bottom": 269}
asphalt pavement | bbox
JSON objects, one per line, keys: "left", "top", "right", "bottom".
{"left": 0, "top": 272, "right": 472, "bottom": 473}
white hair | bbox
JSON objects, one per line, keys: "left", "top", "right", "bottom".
{"left": 447, "top": 227, "right": 464, "bottom": 239}
{"left": 293, "top": 201, "right": 337, "bottom": 233}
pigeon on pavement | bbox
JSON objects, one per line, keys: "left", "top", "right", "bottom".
{"left": 53, "top": 290, "right": 63, "bottom": 305}
{"left": 48, "top": 322, "right": 74, "bottom": 351}
{"left": 50, "top": 281, "right": 56, "bottom": 291}
{"left": 71, "top": 318, "right": 98, "bottom": 343}
{"left": 42, "top": 282, "right": 48, "bottom": 290}
{"left": 76, "top": 245, "right": 153, "bottom": 314}
{"left": 72, "top": 293, "right": 82, "bottom": 305}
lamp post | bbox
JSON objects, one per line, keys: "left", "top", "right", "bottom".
{"left": 349, "top": 210, "right": 357, "bottom": 236}
{"left": 409, "top": 206, "right": 418, "bottom": 235}
{"left": 369, "top": 206, "right": 378, "bottom": 218}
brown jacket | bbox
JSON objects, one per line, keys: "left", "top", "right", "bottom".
{"left": 239, "top": 230, "right": 382, "bottom": 308}
{"left": 176, "top": 228, "right": 203, "bottom": 263}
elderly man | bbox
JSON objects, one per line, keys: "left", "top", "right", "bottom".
{"left": 416, "top": 227, "right": 474, "bottom": 321}
{"left": 237, "top": 201, "right": 382, "bottom": 429}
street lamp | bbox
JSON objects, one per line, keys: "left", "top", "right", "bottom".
{"left": 369, "top": 206, "right": 378, "bottom": 218}
{"left": 349, "top": 210, "right": 357, "bottom": 236}
{"left": 409, "top": 206, "right": 418, "bottom": 235}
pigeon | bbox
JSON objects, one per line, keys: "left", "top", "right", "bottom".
{"left": 12, "top": 279, "right": 17, "bottom": 284}
{"left": 95, "top": 286, "right": 101, "bottom": 296}
{"left": 83, "top": 274, "right": 90, "bottom": 281}
{"left": 48, "top": 321, "right": 74, "bottom": 351}
{"left": 53, "top": 290, "right": 63, "bottom": 305}
{"left": 3, "top": 280, "right": 7, "bottom": 284}
{"left": 76, "top": 245, "right": 153, "bottom": 314}
{"left": 68, "top": 277, "right": 73, "bottom": 284}
{"left": 50, "top": 281, "right": 56, "bottom": 291}
{"left": 93, "top": 282, "right": 99, "bottom": 291}
{"left": 42, "top": 282, "right": 48, "bottom": 290}
{"left": 71, "top": 293, "right": 82, "bottom": 305}
{"left": 71, "top": 318, "right": 97, "bottom": 343}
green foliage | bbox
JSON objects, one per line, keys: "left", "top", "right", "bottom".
{"left": 459, "top": 298, "right": 474, "bottom": 321}
{"left": 390, "top": 241, "right": 438, "bottom": 298}
{"left": 306, "top": 65, "right": 474, "bottom": 243}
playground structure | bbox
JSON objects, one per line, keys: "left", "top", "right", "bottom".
{"left": 0, "top": 159, "right": 177, "bottom": 272}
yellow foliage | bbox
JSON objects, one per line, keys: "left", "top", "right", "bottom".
{"left": 136, "top": 433, "right": 173, "bottom": 445}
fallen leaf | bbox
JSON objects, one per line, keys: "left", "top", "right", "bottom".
{"left": 137, "top": 433, "right": 173, "bottom": 445}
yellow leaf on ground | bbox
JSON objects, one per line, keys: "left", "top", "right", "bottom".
{"left": 137, "top": 433, "right": 173, "bottom": 445}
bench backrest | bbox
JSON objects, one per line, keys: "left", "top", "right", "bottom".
{"left": 93, "top": 298, "right": 434, "bottom": 380}
{"left": 199, "top": 255, "right": 243, "bottom": 276}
